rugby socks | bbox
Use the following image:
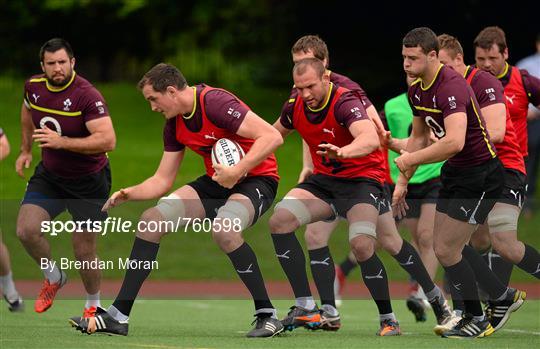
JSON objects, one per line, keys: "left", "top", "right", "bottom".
{"left": 339, "top": 256, "right": 357, "bottom": 276}
{"left": 271, "top": 232, "right": 313, "bottom": 300}
{"left": 112, "top": 237, "right": 159, "bottom": 317}
{"left": 227, "top": 242, "right": 274, "bottom": 311}
{"left": 358, "top": 254, "right": 393, "bottom": 315}
{"left": 85, "top": 291, "right": 101, "bottom": 308}
{"left": 462, "top": 245, "right": 508, "bottom": 300}
{"left": 517, "top": 243, "right": 540, "bottom": 279}
{"left": 482, "top": 248, "right": 514, "bottom": 286}
{"left": 392, "top": 240, "right": 436, "bottom": 296}
{"left": 0, "top": 272, "right": 19, "bottom": 302}
{"left": 42, "top": 259, "right": 61, "bottom": 283}
{"left": 309, "top": 246, "right": 336, "bottom": 308}
{"left": 443, "top": 258, "right": 483, "bottom": 317}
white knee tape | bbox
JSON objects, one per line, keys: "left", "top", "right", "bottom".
{"left": 349, "top": 221, "right": 377, "bottom": 241}
{"left": 156, "top": 193, "right": 185, "bottom": 221}
{"left": 487, "top": 207, "right": 519, "bottom": 233}
{"left": 216, "top": 201, "right": 251, "bottom": 231}
{"left": 274, "top": 196, "right": 312, "bottom": 226}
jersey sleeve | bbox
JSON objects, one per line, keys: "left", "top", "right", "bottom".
{"left": 472, "top": 72, "right": 505, "bottom": 108}
{"left": 81, "top": 87, "right": 110, "bottom": 122}
{"left": 279, "top": 90, "right": 297, "bottom": 129}
{"left": 437, "top": 77, "right": 469, "bottom": 118}
{"left": 163, "top": 118, "right": 185, "bottom": 152}
{"left": 23, "top": 80, "right": 31, "bottom": 109}
{"left": 407, "top": 87, "right": 418, "bottom": 116}
{"left": 333, "top": 91, "right": 369, "bottom": 128}
{"left": 521, "top": 69, "right": 540, "bottom": 106}
{"left": 331, "top": 73, "right": 374, "bottom": 109}
{"left": 204, "top": 89, "right": 250, "bottom": 133}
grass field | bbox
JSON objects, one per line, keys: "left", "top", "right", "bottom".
{"left": 1, "top": 75, "right": 539, "bottom": 283}
{"left": 0, "top": 299, "right": 539, "bottom": 349}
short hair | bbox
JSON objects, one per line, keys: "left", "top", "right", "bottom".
{"left": 438, "top": 34, "right": 464, "bottom": 59}
{"left": 137, "top": 63, "right": 187, "bottom": 92}
{"left": 293, "top": 57, "right": 326, "bottom": 78}
{"left": 474, "top": 26, "right": 507, "bottom": 53}
{"left": 403, "top": 27, "right": 439, "bottom": 55}
{"left": 40, "top": 38, "right": 74, "bottom": 62}
{"left": 291, "top": 35, "right": 330, "bottom": 66}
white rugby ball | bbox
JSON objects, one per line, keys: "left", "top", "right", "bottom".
{"left": 211, "top": 138, "right": 245, "bottom": 167}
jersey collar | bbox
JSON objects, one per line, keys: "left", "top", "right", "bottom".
{"left": 307, "top": 82, "right": 333, "bottom": 112}
{"left": 182, "top": 86, "right": 197, "bottom": 119}
{"left": 45, "top": 71, "right": 76, "bottom": 92}
{"left": 420, "top": 64, "right": 443, "bottom": 91}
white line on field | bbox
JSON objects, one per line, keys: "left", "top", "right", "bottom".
{"left": 502, "top": 329, "right": 540, "bottom": 336}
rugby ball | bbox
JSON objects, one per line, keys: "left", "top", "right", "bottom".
{"left": 211, "top": 138, "right": 245, "bottom": 167}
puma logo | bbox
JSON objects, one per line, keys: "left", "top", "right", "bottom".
{"left": 532, "top": 263, "right": 540, "bottom": 275}
{"left": 32, "top": 93, "right": 40, "bottom": 103}
{"left": 364, "top": 269, "right": 383, "bottom": 279}
{"left": 505, "top": 94, "right": 516, "bottom": 105}
{"left": 510, "top": 189, "right": 520, "bottom": 200}
{"left": 276, "top": 250, "right": 291, "bottom": 259}
{"left": 414, "top": 94, "right": 420, "bottom": 102}
{"left": 310, "top": 257, "right": 330, "bottom": 266}
{"left": 370, "top": 193, "right": 378, "bottom": 203}
{"left": 453, "top": 283, "right": 462, "bottom": 291}
{"left": 399, "top": 255, "right": 414, "bottom": 266}
{"left": 323, "top": 128, "right": 335, "bottom": 138}
{"left": 255, "top": 188, "right": 264, "bottom": 199}
{"left": 236, "top": 263, "right": 253, "bottom": 274}
{"left": 204, "top": 132, "right": 218, "bottom": 140}
{"left": 460, "top": 206, "right": 471, "bottom": 216}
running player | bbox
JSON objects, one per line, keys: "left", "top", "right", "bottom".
{"left": 73, "top": 63, "right": 284, "bottom": 338}
{"left": 16, "top": 38, "right": 116, "bottom": 317}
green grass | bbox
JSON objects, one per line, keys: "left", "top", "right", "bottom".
{"left": 1, "top": 299, "right": 539, "bottom": 349}
{"left": 0, "top": 76, "right": 539, "bottom": 282}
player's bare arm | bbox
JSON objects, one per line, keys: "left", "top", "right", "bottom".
{"left": 0, "top": 132, "right": 10, "bottom": 160}
{"left": 32, "top": 116, "right": 116, "bottom": 154}
{"left": 316, "top": 119, "right": 379, "bottom": 159}
{"left": 299, "top": 140, "right": 314, "bottom": 183}
{"left": 102, "top": 150, "right": 184, "bottom": 210}
{"left": 15, "top": 103, "right": 35, "bottom": 177}
{"left": 481, "top": 103, "right": 506, "bottom": 143}
{"left": 212, "top": 111, "right": 283, "bottom": 189}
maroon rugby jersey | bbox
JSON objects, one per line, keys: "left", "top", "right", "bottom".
{"left": 408, "top": 64, "right": 496, "bottom": 167}
{"left": 280, "top": 83, "right": 385, "bottom": 182}
{"left": 163, "top": 84, "right": 279, "bottom": 180}
{"left": 23, "top": 72, "right": 110, "bottom": 177}
{"left": 464, "top": 66, "right": 525, "bottom": 174}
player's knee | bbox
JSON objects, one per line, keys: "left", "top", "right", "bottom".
{"left": 433, "top": 240, "right": 456, "bottom": 265}
{"left": 215, "top": 201, "right": 250, "bottom": 233}
{"left": 16, "top": 221, "right": 42, "bottom": 242}
{"left": 304, "top": 226, "right": 330, "bottom": 249}
{"left": 137, "top": 208, "right": 167, "bottom": 241}
{"left": 491, "top": 233, "right": 522, "bottom": 263}
{"left": 212, "top": 229, "right": 243, "bottom": 253}
{"left": 350, "top": 234, "right": 375, "bottom": 262}
{"left": 415, "top": 227, "right": 433, "bottom": 251}
{"left": 377, "top": 229, "right": 402, "bottom": 255}
{"left": 470, "top": 228, "right": 491, "bottom": 251}
{"left": 270, "top": 197, "right": 310, "bottom": 233}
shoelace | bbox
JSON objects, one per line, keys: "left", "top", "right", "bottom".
{"left": 83, "top": 307, "right": 97, "bottom": 318}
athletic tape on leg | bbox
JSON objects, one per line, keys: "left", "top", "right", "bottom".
{"left": 487, "top": 206, "right": 519, "bottom": 233}
{"left": 274, "top": 196, "right": 312, "bottom": 226}
{"left": 216, "top": 201, "right": 251, "bottom": 231}
{"left": 349, "top": 221, "right": 377, "bottom": 241}
{"left": 155, "top": 193, "right": 185, "bottom": 222}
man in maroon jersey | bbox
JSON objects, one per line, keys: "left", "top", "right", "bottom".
{"left": 438, "top": 33, "right": 539, "bottom": 332}
{"left": 73, "top": 63, "right": 284, "bottom": 338}
{"left": 276, "top": 35, "right": 451, "bottom": 335}
{"left": 395, "top": 27, "right": 525, "bottom": 339}
{"left": 15, "top": 38, "right": 116, "bottom": 317}
{"left": 471, "top": 26, "right": 540, "bottom": 286}
{"left": 270, "top": 57, "right": 402, "bottom": 336}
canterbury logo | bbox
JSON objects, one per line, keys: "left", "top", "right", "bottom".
{"left": 323, "top": 128, "right": 335, "bottom": 138}
{"left": 276, "top": 250, "right": 291, "bottom": 259}
{"left": 460, "top": 206, "right": 471, "bottom": 216}
{"left": 364, "top": 269, "right": 383, "bottom": 279}
{"left": 310, "top": 257, "right": 330, "bottom": 266}
{"left": 236, "top": 263, "right": 253, "bottom": 274}
{"left": 32, "top": 93, "right": 40, "bottom": 103}
{"left": 505, "top": 94, "right": 516, "bottom": 105}
{"left": 399, "top": 255, "right": 414, "bottom": 266}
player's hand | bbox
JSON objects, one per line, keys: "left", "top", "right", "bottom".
{"left": 377, "top": 128, "right": 392, "bottom": 148}
{"left": 394, "top": 150, "right": 415, "bottom": 178}
{"left": 317, "top": 143, "right": 344, "bottom": 159}
{"left": 102, "top": 188, "right": 131, "bottom": 211}
{"left": 212, "top": 164, "right": 245, "bottom": 189}
{"left": 297, "top": 166, "right": 313, "bottom": 183}
{"left": 429, "top": 130, "right": 439, "bottom": 144}
{"left": 391, "top": 182, "right": 409, "bottom": 219}
{"left": 32, "top": 126, "right": 65, "bottom": 149}
{"left": 15, "top": 151, "right": 32, "bottom": 178}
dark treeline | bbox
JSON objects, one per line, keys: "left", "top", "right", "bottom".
{"left": 1, "top": 0, "right": 537, "bottom": 107}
